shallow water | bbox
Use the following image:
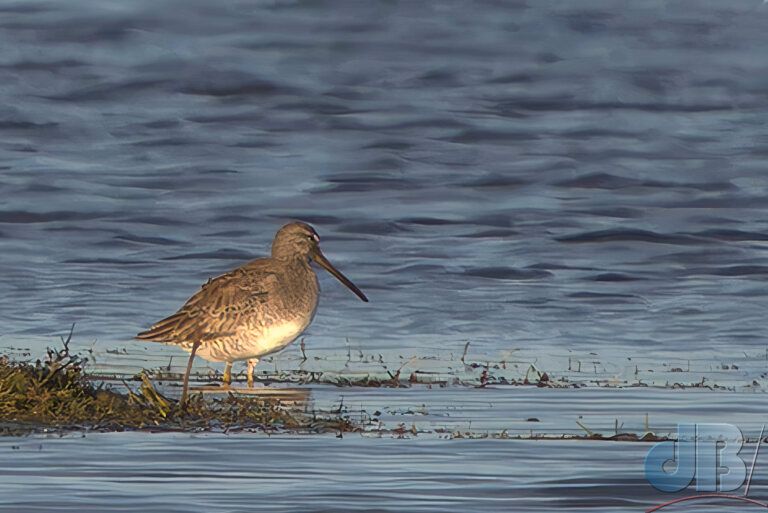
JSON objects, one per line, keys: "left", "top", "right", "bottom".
{"left": 0, "top": 433, "right": 650, "bottom": 513}
{"left": 3, "top": 386, "right": 768, "bottom": 513}
{"left": 1, "top": 0, "right": 767, "bottom": 372}
{"left": 1, "top": 1, "right": 768, "bottom": 511}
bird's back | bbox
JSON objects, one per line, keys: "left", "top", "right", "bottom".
{"left": 136, "top": 256, "right": 319, "bottom": 361}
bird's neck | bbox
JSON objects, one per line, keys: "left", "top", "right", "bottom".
{"left": 273, "top": 252, "right": 311, "bottom": 268}
{"left": 271, "top": 243, "right": 307, "bottom": 260}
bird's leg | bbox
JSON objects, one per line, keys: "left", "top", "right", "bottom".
{"left": 222, "top": 361, "right": 232, "bottom": 387}
{"left": 181, "top": 341, "right": 201, "bottom": 408}
{"left": 247, "top": 358, "right": 259, "bottom": 388}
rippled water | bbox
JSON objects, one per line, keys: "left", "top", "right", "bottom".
{"left": 0, "top": 433, "right": 650, "bottom": 513}
{"left": 2, "top": 1, "right": 768, "bottom": 511}
{"left": 2, "top": 0, "right": 767, "bottom": 367}
{"left": 3, "top": 387, "right": 768, "bottom": 513}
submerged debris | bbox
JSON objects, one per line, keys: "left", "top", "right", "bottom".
{"left": 0, "top": 343, "right": 355, "bottom": 436}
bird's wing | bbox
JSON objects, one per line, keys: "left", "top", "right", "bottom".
{"left": 136, "top": 262, "right": 279, "bottom": 344}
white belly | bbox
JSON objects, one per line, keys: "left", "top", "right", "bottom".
{"left": 256, "top": 320, "right": 308, "bottom": 356}
{"left": 190, "top": 319, "right": 308, "bottom": 362}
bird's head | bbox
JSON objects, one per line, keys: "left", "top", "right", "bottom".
{"left": 272, "top": 222, "right": 368, "bottom": 302}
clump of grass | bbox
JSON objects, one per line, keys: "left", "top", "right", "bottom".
{"left": 0, "top": 341, "right": 117, "bottom": 427}
{"left": 0, "top": 338, "right": 355, "bottom": 435}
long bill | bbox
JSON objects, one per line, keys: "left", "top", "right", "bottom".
{"left": 312, "top": 249, "right": 369, "bottom": 302}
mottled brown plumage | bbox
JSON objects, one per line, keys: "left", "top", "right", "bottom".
{"left": 136, "top": 222, "right": 368, "bottom": 405}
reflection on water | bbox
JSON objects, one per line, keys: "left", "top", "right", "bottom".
{"left": 1, "top": 1, "right": 767, "bottom": 373}
{"left": 4, "top": 386, "right": 768, "bottom": 512}
{"left": 0, "top": 432, "right": 669, "bottom": 513}
{"left": 1, "top": 1, "right": 768, "bottom": 510}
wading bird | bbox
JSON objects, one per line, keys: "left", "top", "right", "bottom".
{"left": 136, "top": 222, "right": 368, "bottom": 405}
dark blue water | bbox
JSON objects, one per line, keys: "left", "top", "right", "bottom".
{"left": 2, "top": 2, "right": 768, "bottom": 511}
{"left": 4, "top": 387, "right": 768, "bottom": 512}
{"left": 1, "top": 0, "right": 768, "bottom": 369}
{"left": 0, "top": 433, "right": 649, "bottom": 513}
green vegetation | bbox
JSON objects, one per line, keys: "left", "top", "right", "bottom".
{"left": 0, "top": 339, "right": 354, "bottom": 436}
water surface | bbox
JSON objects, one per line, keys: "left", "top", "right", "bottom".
{"left": 1, "top": 2, "right": 768, "bottom": 511}
{"left": 1, "top": 0, "right": 767, "bottom": 373}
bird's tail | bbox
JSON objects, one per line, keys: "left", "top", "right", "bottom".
{"left": 135, "top": 312, "right": 185, "bottom": 342}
